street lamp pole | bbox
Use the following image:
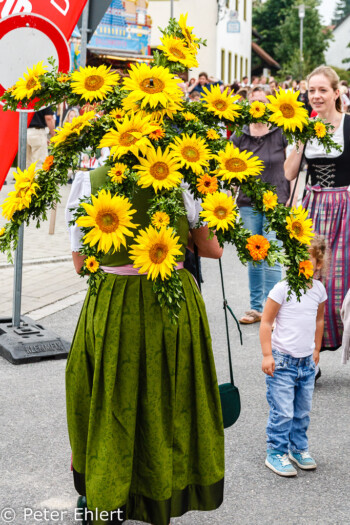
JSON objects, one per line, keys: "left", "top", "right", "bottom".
{"left": 170, "top": 0, "right": 174, "bottom": 18}
{"left": 298, "top": 4, "right": 305, "bottom": 79}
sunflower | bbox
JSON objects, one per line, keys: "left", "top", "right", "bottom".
{"left": 122, "top": 96, "right": 182, "bottom": 122}
{"left": 263, "top": 190, "right": 278, "bottom": 211}
{"left": 299, "top": 260, "right": 314, "bottom": 279}
{"left": 1, "top": 164, "right": 39, "bottom": 220}
{"left": 215, "top": 142, "right": 264, "bottom": 183}
{"left": 135, "top": 146, "right": 183, "bottom": 192}
{"left": 107, "top": 163, "right": 128, "bottom": 184}
{"left": 122, "top": 63, "right": 183, "bottom": 109}
{"left": 201, "top": 85, "right": 241, "bottom": 121}
{"left": 0, "top": 227, "right": 5, "bottom": 237}
{"left": 314, "top": 121, "right": 326, "bottom": 138}
{"left": 99, "top": 112, "right": 157, "bottom": 159}
{"left": 206, "top": 129, "right": 220, "bottom": 140}
{"left": 42, "top": 155, "right": 54, "bottom": 171}
{"left": 178, "top": 13, "right": 200, "bottom": 50}
{"left": 149, "top": 125, "right": 166, "bottom": 141}
{"left": 246, "top": 235, "right": 270, "bottom": 261}
{"left": 129, "top": 225, "right": 182, "bottom": 280}
{"left": 267, "top": 88, "right": 309, "bottom": 132}
{"left": 200, "top": 192, "right": 237, "bottom": 231}
{"left": 196, "top": 173, "right": 219, "bottom": 194}
{"left": 286, "top": 206, "right": 314, "bottom": 245}
{"left": 51, "top": 111, "right": 95, "bottom": 147}
{"left": 158, "top": 35, "right": 198, "bottom": 68}
{"left": 110, "top": 108, "right": 125, "bottom": 120}
{"left": 169, "top": 133, "right": 211, "bottom": 174}
{"left": 85, "top": 256, "right": 99, "bottom": 273}
{"left": 71, "top": 65, "right": 120, "bottom": 102}
{"left": 13, "top": 61, "right": 47, "bottom": 100}
{"left": 151, "top": 211, "right": 170, "bottom": 229}
{"left": 249, "top": 100, "right": 266, "bottom": 119}
{"left": 76, "top": 189, "right": 138, "bottom": 254}
{"left": 182, "top": 111, "right": 197, "bottom": 121}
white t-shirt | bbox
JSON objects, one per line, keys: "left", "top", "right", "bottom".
{"left": 269, "top": 280, "right": 327, "bottom": 358}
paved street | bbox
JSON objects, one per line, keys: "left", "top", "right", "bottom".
{"left": 0, "top": 241, "right": 349, "bottom": 525}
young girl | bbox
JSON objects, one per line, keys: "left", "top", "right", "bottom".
{"left": 260, "top": 236, "right": 327, "bottom": 477}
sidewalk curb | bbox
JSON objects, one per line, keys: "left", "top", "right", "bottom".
{"left": 0, "top": 256, "right": 72, "bottom": 269}
{"left": 27, "top": 290, "right": 86, "bottom": 321}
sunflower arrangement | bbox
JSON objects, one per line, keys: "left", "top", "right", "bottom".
{"left": 0, "top": 14, "right": 342, "bottom": 319}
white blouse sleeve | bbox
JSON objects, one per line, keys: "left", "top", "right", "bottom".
{"left": 65, "top": 171, "right": 92, "bottom": 252}
{"left": 181, "top": 182, "right": 202, "bottom": 229}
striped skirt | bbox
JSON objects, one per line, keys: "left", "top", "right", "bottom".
{"left": 303, "top": 185, "right": 350, "bottom": 350}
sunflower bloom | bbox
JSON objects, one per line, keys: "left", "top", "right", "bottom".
{"left": 151, "top": 211, "right": 170, "bottom": 229}
{"left": 200, "top": 192, "right": 237, "bottom": 231}
{"left": 76, "top": 190, "right": 138, "bottom": 254}
{"left": 135, "top": 146, "right": 183, "bottom": 192}
{"left": 267, "top": 88, "right": 309, "bottom": 132}
{"left": 110, "top": 108, "right": 125, "bottom": 120}
{"left": 13, "top": 61, "right": 47, "bottom": 100}
{"left": 99, "top": 112, "right": 157, "bottom": 159}
{"left": 286, "top": 206, "right": 314, "bottom": 245}
{"left": 246, "top": 235, "right": 270, "bottom": 261}
{"left": 71, "top": 65, "right": 120, "bottom": 102}
{"left": 299, "top": 260, "right": 314, "bottom": 279}
{"left": 107, "top": 163, "right": 128, "bottom": 184}
{"left": 85, "top": 256, "right": 99, "bottom": 273}
{"left": 129, "top": 225, "right": 183, "bottom": 280}
{"left": 207, "top": 129, "right": 220, "bottom": 140}
{"left": 215, "top": 143, "right": 264, "bottom": 183}
{"left": 314, "top": 121, "right": 326, "bottom": 138}
{"left": 201, "top": 85, "right": 241, "bottom": 121}
{"left": 158, "top": 35, "right": 198, "bottom": 68}
{"left": 1, "top": 164, "right": 39, "bottom": 220}
{"left": 123, "top": 63, "right": 183, "bottom": 109}
{"left": 51, "top": 111, "right": 95, "bottom": 147}
{"left": 196, "top": 174, "right": 218, "bottom": 194}
{"left": 178, "top": 13, "right": 200, "bottom": 50}
{"left": 263, "top": 190, "right": 278, "bottom": 211}
{"left": 182, "top": 111, "right": 197, "bottom": 121}
{"left": 42, "top": 155, "right": 54, "bottom": 171}
{"left": 249, "top": 101, "right": 266, "bottom": 118}
{"left": 169, "top": 133, "right": 212, "bottom": 174}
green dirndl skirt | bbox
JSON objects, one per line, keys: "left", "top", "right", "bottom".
{"left": 66, "top": 269, "right": 225, "bottom": 525}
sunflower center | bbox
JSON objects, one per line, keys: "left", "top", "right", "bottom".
{"left": 26, "top": 77, "right": 38, "bottom": 90}
{"left": 84, "top": 75, "right": 105, "bottom": 91}
{"left": 204, "top": 180, "right": 211, "bottom": 187}
{"left": 115, "top": 170, "right": 122, "bottom": 177}
{"left": 292, "top": 221, "right": 303, "bottom": 236}
{"left": 96, "top": 211, "right": 119, "bottom": 233}
{"left": 280, "top": 103, "right": 295, "bottom": 119}
{"left": 213, "top": 99, "right": 228, "bottom": 111}
{"left": 169, "top": 46, "right": 186, "bottom": 59}
{"left": 149, "top": 243, "right": 168, "bottom": 264}
{"left": 225, "top": 158, "right": 247, "bottom": 172}
{"left": 120, "top": 128, "right": 139, "bottom": 146}
{"left": 182, "top": 146, "right": 200, "bottom": 162}
{"left": 140, "top": 77, "right": 165, "bottom": 94}
{"left": 214, "top": 206, "right": 228, "bottom": 219}
{"left": 150, "top": 162, "right": 170, "bottom": 180}
{"left": 70, "top": 122, "right": 85, "bottom": 132}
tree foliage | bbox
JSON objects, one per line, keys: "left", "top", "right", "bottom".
{"left": 253, "top": 0, "right": 332, "bottom": 79}
{"left": 332, "top": 0, "right": 350, "bottom": 25}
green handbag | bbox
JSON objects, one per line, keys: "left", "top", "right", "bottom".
{"left": 218, "top": 258, "right": 241, "bottom": 428}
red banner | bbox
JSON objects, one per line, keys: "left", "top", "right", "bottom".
{"left": 0, "top": 0, "right": 88, "bottom": 189}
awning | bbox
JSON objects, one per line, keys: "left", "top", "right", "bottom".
{"left": 88, "top": 46, "right": 153, "bottom": 62}
{"left": 252, "top": 42, "right": 280, "bottom": 69}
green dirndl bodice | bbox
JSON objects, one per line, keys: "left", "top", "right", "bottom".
{"left": 66, "top": 167, "right": 225, "bottom": 525}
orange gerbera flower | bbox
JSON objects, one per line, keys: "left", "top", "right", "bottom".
{"left": 298, "top": 260, "right": 314, "bottom": 279}
{"left": 196, "top": 173, "right": 218, "bottom": 194}
{"left": 246, "top": 234, "right": 270, "bottom": 261}
{"left": 42, "top": 155, "right": 54, "bottom": 171}
{"left": 149, "top": 126, "right": 165, "bottom": 141}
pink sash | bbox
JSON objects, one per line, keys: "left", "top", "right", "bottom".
{"left": 101, "top": 262, "right": 185, "bottom": 275}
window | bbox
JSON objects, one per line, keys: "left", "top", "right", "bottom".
{"left": 243, "top": 0, "right": 247, "bottom": 21}
{"left": 245, "top": 58, "right": 248, "bottom": 77}
{"left": 221, "top": 49, "right": 225, "bottom": 82}
{"left": 228, "top": 52, "right": 232, "bottom": 84}
{"left": 235, "top": 0, "right": 239, "bottom": 11}
{"left": 234, "top": 54, "right": 238, "bottom": 79}
{"left": 226, "top": 0, "right": 230, "bottom": 7}
{"left": 240, "top": 56, "right": 243, "bottom": 81}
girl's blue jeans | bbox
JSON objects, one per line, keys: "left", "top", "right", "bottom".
{"left": 239, "top": 206, "right": 282, "bottom": 312}
{"left": 266, "top": 349, "right": 316, "bottom": 453}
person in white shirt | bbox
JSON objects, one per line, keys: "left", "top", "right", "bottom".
{"left": 260, "top": 235, "right": 327, "bottom": 477}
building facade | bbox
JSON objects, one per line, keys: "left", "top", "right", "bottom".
{"left": 325, "top": 15, "right": 350, "bottom": 70}
{"left": 148, "top": 0, "right": 252, "bottom": 82}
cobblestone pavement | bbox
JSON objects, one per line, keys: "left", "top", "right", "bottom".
{"left": 0, "top": 178, "right": 87, "bottom": 319}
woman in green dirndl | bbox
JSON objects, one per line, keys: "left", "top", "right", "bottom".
{"left": 65, "top": 166, "right": 225, "bottom": 524}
